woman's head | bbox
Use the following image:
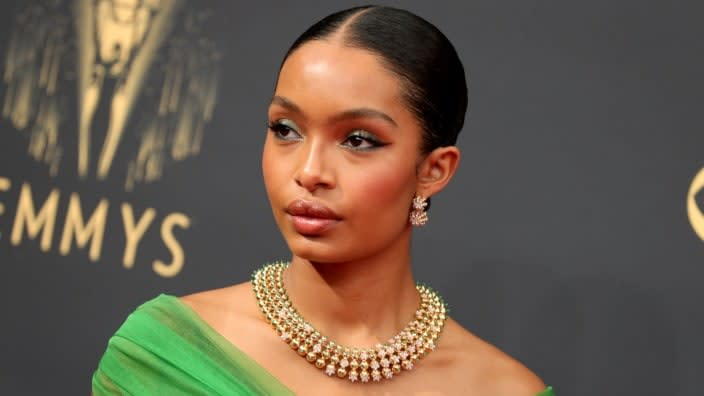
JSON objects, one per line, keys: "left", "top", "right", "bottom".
{"left": 262, "top": 6, "right": 467, "bottom": 263}
{"left": 283, "top": 5, "right": 468, "bottom": 154}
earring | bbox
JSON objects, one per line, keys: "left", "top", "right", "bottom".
{"left": 409, "top": 195, "right": 428, "bottom": 226}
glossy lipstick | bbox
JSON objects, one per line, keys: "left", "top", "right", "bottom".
{"left": 286, "top": 199, "right": 341, "bottom": 236}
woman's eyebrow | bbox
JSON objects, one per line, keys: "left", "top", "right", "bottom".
{"left": 270, "top": 95, "right": 304, "bottom": 117}
{"left": 331, "top": 108, "right": 398, "bottom": 127}
{"left": 270, "top": 95, "right": 398, "bottom": 128}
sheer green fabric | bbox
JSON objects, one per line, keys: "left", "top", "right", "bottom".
{"left": 538, "top": 386, "right": 556, "bottom": 396}
{"left": 92, "top": 294, "right": 555, "bottom": 395}
{"left": 92, "top": 294, "right": 294, "bottom": 395}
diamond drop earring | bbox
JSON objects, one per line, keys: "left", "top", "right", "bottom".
{"left": 409, "top": 195, "right": 428, "bottom": 226}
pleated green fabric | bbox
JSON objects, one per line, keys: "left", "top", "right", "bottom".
{"left": 92, "top": 294, "right": 555, "bottom": 395}
{"left": 92, "top": 294, "right": 294, "bottom": 395}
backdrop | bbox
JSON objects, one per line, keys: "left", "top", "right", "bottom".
{"left": 0, "top": 1, "right": 702, "bottom": 395}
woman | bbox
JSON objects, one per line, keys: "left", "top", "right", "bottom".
{"left": 93, "top": 5, "right": 554, "bottom": 395}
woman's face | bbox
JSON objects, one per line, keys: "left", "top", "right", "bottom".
{"left": 262, "top": 40, "right": 424, "bottom": 263}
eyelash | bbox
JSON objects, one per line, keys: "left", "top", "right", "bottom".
{"left": 341, "top": 131, "right": 386, "bottom": 151}
{"left": 267, "top": 120, "right": 387, "bottom": 151}
{"left": 267, "top": 120, "right": 300, "bottom": 141}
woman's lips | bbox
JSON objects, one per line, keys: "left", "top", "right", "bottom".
{"left": 286, "top": 199, "right": 341, "bottom": 236}
{"left": 289, "top": 216, "right": 339, "bottom": 235}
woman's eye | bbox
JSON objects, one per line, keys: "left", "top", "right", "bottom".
{"left": 341, "top": 131, "right": 385, "bottom": 151}
{"left": 268, "top": 119, "right": 302, "bottom": 141}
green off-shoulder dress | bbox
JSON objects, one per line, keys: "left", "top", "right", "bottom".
{"left": 92, "top": 295, "right": 555, "bottom": 395}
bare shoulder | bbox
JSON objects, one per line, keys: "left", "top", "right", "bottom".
{"left": 179, "top": 282, "right": 260, "bottom": 331}
{"left": 432, "top": 318, "right": 546, "bottom": 395}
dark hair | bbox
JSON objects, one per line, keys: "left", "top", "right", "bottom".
{"left": 282, "top": 5, "right": 468, "bottom": 154}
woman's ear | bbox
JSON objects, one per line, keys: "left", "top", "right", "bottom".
{"left": 416, "top": 146, "right": 461, "bottom": 197}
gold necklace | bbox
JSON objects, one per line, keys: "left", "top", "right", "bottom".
{"left": 252, "top": 262, "right": 447, "bottom": 383}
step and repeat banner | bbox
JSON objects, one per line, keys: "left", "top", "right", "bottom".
{"left": 0, "top": 0, "right": 219, "bottom": 278}
{"left": 0, "top": 1, "right": 702, "bottom": 395}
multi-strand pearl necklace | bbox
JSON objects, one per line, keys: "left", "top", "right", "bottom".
{"left": 252, "top": 262, "right": 447, "bottom": 383}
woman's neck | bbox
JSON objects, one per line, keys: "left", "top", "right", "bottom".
{"left": 283, "top": 243, "right": 419, "bottom": 348}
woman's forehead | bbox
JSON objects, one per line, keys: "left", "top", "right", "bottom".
{"left": 275, "top": 41, "right": 406, "bottom": 112}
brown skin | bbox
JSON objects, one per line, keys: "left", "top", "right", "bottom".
{"left": 182, "top": 39, "right": 546, "bottom": 395}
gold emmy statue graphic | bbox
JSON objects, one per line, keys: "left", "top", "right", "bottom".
{"left": 0, "top": 0, "right": 221, "bottom": 277}
{"left": 76, "top": 0, "right": 176, "bottom": 181}
{"left": 2, "top": 0, "right": 220, "bottom": 190}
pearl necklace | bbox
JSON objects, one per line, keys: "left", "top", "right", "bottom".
{"left": 252, "top": 262, "right": 447, "bottom": 383}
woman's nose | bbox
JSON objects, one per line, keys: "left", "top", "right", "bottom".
{"left": 294, "top": 140, "right": 334, "bottom": 192}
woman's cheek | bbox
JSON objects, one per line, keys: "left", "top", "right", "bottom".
{"left": 262, "top": 144, "right": 289, "bottom": 194}
{"left": 348, "top": 162, "right": 414, "bottom": 213}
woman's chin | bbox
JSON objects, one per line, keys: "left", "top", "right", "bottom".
{"left": 286, "top": 238, "right": 344, "bottom": 263}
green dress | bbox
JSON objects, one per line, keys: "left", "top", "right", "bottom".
{"left": 92, "top": 295, "right": 555, "bottom": 395}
